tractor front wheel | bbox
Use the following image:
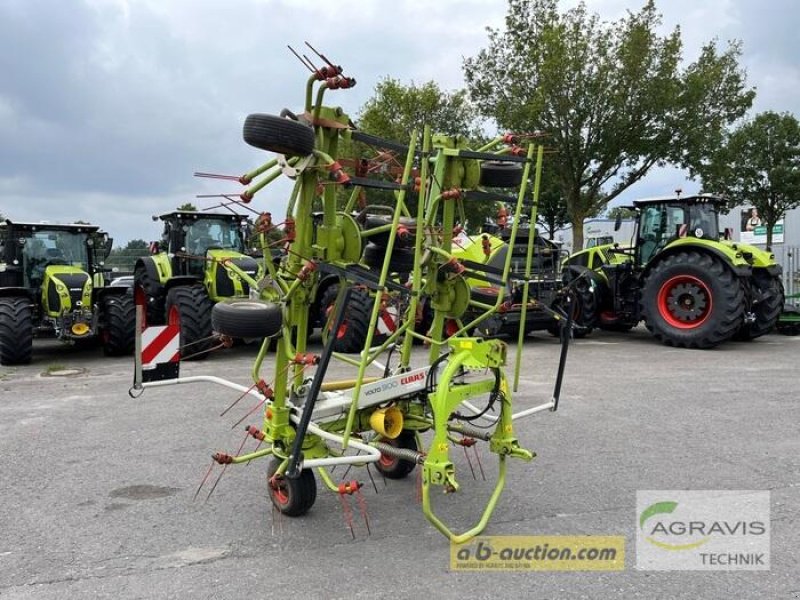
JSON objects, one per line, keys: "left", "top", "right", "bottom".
{"left": 134, "top": 264, "right": 165, "bottom": 326}
{"left": 642, "top": 251, "right": 744, "bottom": 349}
{"left": 0, "top": 297, "right": 33, "bottom": 365}
{"left": 267, "top": 459, "right": 317, "bottom": 517}
{"left": 102, "top": 294, "right": 136, "bottom": 356}
{"left": 166, "top": 284, "right": 214, "bottom": 360}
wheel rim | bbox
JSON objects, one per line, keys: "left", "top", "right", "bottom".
{"left": 657, "top": 275, "right": 712, "bottom": 329}
{"left": 379, "top": 450, "right": 397, "bottom": 468}
{"left": 168, "top": 305, "right": 180, "bottom": 326}
{"left": 271, "top": 477, "right": 289, "bottom": 505}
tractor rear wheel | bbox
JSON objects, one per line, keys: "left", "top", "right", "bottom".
{"left": 0, "top": 297, "right": 33, "bottom": 365}
{"left": 102, "top": 294, "right": 136, "bottom": 356}
{"left": 134, "top": 264, "right": 165, "bottom": 326}
{"left": 319, "top": 285, "right": 389, "bottom": 353}
{"left": 642, "top": 251, "right": 744, "bottom": 349}
{"left": 267, "top": 459, "right": 317, "bottom": 517}
{"left": 243, "top": 114, "right": 315, "bottom": 157}
{"left": 211, "top": 300, "right": 282, "bottom": 339}
{"left": 735, "top": 272, "right": 784, "bottom": 341}
{"left": 166, "top": 284, "right": 214, "bottom": 360}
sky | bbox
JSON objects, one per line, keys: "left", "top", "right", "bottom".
{"left": 1, "top": 0, "right": 798, "bottom": 246}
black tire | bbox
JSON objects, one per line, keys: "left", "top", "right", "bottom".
{"left": 267, "top": 458, "right": 317, "bottom": 517}
{"left": 166, "top": 284, "right": 214, "bottom": 360}
{"left": 319, "top": 285, "right": 386, "bottom": 353}
{"left": 211, "top": 300, "right": 282, "bottom": 339}
{"left": 363, "top": 215, "right": 417, "bottom": 248}
{"left": 479, "top": 161, "right": 523, "bottom": 188}
{"left": 134, "top": 263, "right": 165, "bottom": 326}
{"left": 558, "top": 267, "right": 598, "bottom": 337}
{"left": 735, "top": 273, "right": 784, "bottom": 341}
{"left": 641, "top": 251, "right": 744, "bottom": 349}
{"left": 374, "top": 430, "right": 418, "bottom": 479}
{"left": 243, "top": 114, "right": 315, "bottom": 157}
{"left": 363, "top": 242, "right": 415, "bottom": 274}
{"left": 0, "top": 297, "right": 33, "bottom": 365}
{"left": 102, "top": 294, "right": 136, "bottom": 356}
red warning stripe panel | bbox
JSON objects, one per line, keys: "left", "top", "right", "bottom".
{"left": 141, "top": 325, "right": 181, "bottom": 366}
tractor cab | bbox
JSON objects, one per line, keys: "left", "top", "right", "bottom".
{"left": 633, "top": 195, "right": 722, "bottom": 265}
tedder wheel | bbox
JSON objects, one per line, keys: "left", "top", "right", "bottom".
{"left": 479, "top": 161, "right": 523, "bottom": 188}
{"left": 134, "top": 264, "right": 165, "bottom": 326}
{"left": 641, "top": 251, "right": 744, "bottom": 349}
{"left": 0, "top": 297, "right": 33, "bottom": 365}
{"left": 319, "top": 284, "right": 389, "bottom": 353}
{"left": 735, "top": 272, "right": 784, "bottom": 341}
{"left": 362, "top": 242, "right": 415, "bottom": 274}
{"left": 166, "top": 284, "right": 214, "bottom": 360}
{"left": 102, "top": 294, "right": 136, "bottom": 356}
{"left": 242, "top": 114, "right": 315, "bottom": 157}
{"left": 211, "top": 300, "right": 282, "bottom": 339}
{"left": 267, "top": 458, "right": 317, "bottom": 517}
{"left": 374, "top": 430, "right": 419, "bottom": 480}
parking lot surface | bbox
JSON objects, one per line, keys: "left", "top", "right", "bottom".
{"left": 1, "top": 328, "right": 798, "bottom": 599}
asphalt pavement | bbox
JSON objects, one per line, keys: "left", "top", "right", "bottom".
{"left": 0, "top": 328, "right": 798, "bottom": 599}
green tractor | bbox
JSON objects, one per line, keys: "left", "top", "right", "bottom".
{"left": 133, "top": 211, "right": 263, "bottom": 358}
{"left": 0, "top": 220, "right": 136, "bottom": 365}
{"left": 563, "top": 194, "right": 784, "bottom": 348}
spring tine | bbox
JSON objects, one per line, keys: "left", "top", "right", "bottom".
{"left": 193, "top": 171, "right": 242, "bottom": 181}
{"left": 205, "top": 432, "right": 249, "bottom": 502}
{"left": 247, "top": 439, "right": 263, "bottom": 466}
{"left": 463, "top": 445, "right": 476, "bottom": 480}
{"left": 355, "top": 490, "right": 371, "bottom": 536}
{"left": 287, "top": 44, "right": 315, "bottom": 73}
{"left": 220, "top": 383, "right": 257, "bottom": 417}
{"left": 365, "top": 464, "right": 379, "bottom": 494}
{"left": 230, "top": 398, "right": 266, "bottom": 429}
{"left": 339, "top": 494, "right": 355, "bottom": 540}
{"left": 340, "top": 449, "right": 361, "bottom": 481}
{"left": 474, "top": 445, "right": 486, "bottom": 481}
{"left": 193, "top": 460, "right": 216, "bottom": 501}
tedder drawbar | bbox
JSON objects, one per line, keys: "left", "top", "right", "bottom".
{"left": 131, "top": 46, "right": 576, "bottom": 543}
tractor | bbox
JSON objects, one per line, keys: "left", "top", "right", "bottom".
{"left": 563, "top": 194, "right": 784, "bottom": 349}
{"left": 134, "top": 211, "right": 263, "bottom": 359}
{"left": 0, "top": 220, "right": 135, "bottom": 365}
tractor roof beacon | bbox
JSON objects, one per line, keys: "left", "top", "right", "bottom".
{"left": 0, "top": 219, "right": 136, "bottom": 364}
{"left": 562, "top": 194, "right": 784, "bottom": 348}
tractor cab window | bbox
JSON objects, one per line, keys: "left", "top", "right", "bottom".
{"left": 185, "top": 219, "right": 242, "bottom": 255}
{"left": 638, "top": 205, "right": 665, "bottom": 264}
{"left": 23, "top": 230, "right": 88, "bottom": 287}
{"left": 688, "top": 204, "right": 719, "bottom": 240}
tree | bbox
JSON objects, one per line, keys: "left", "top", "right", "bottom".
{"left": 605, "top": 206, "right": 637, "bottom": 220}
{"left": 177, "top": 202, "right": 197, "bottom": 212}
{"left": 357, "top": 78, "right": 481, "bottom": 143}
{"left": 355, "top": 78, "right": 489, "bottom": 228}
{"left": 535, "top": 162, "right": 568, "bottom": 239}
{"left": 464, "top": 0, "right": 754, "bottom": 249}
{"left": 699, "top": 111, "right": 800, "bottom": 248}
{"left": 125, "top": 239, "right": 149, "bottom": 250}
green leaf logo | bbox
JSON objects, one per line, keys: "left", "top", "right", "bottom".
{"left": 639, "top": 501, "right": 678, "bottom": 530}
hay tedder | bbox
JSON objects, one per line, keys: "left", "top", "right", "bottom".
{"left": 131, "top": 46, "right": 574, "bottom": 543}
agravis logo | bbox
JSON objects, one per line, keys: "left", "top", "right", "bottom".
{"left": 639, "top": 501, "right": 710, "bottom": 550}
{"left": 636, "top": 491, "right": 770, "bottom": 571}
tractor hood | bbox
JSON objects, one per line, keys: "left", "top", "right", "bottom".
{"left": 718, "top": 240, "right": 780, "bottom": 269}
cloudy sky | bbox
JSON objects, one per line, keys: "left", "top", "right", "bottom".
{"left": 1, "top": 0, "right": 798, "bottom": 245}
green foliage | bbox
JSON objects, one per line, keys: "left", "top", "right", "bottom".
{"left": 699, "top": 111, "right": 800, "bottom": 248}
{"left": 605, "top": 206, "right": 637, "bottom": 220}
{"left": 464, "top": 0, "right": 754, "bottom": 248}
{"left": 176, "top": 202, "right": 198, "bottom": 212}
{"left": 357, "top": 78, "right": 481, "bottom": 143}
{"left": 353, "top": 78, "right": 493, "bottom": 230}
{"left": 535, "top": 160, "right": 568, "bottom": 239}
{"left": 124, "top": 239, "right": 149, "bottom": 250}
